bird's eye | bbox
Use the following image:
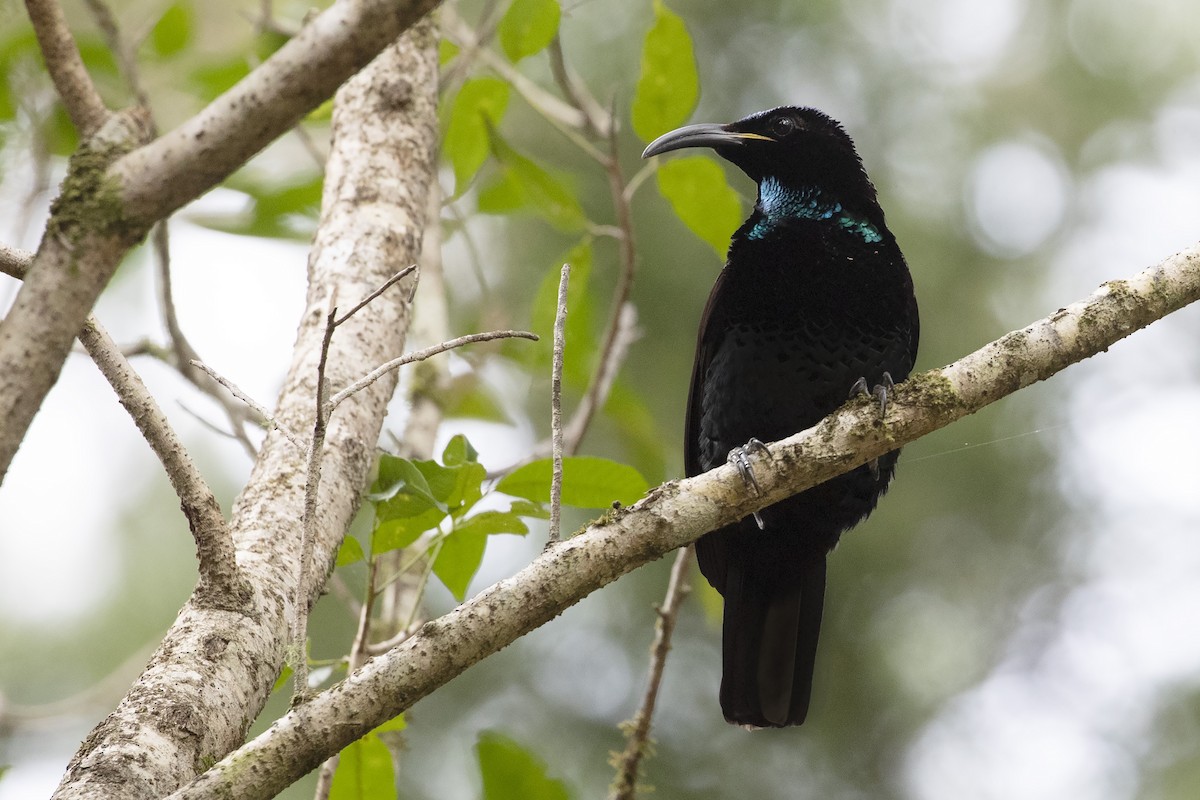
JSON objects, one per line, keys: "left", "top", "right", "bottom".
{"left": 770, "top": 116, "right": 797, "bottom": 138}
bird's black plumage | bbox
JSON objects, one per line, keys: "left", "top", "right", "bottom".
{"left": 643, "top": 107, "right": 919, "bottom": 728}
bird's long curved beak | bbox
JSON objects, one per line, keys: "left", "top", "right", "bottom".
{"left": 641, "top": 123, "right": 773, "bottom": 159}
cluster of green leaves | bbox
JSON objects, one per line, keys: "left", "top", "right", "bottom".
{"left": 337, "top": 434, "right": 646, "bottom": 604}
{"left": 326, "top": 431, "right": 642, "bottom": 795}
{"left": 329, "top": 727, "right": 572, "bottom": 800}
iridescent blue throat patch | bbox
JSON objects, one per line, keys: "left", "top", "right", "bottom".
{"left": 750, "top": 176, "right": 883, "bottom": 244}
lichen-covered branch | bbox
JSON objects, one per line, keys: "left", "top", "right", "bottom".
{"left": 165, "top": 245, "right": 1200, "bottom": 800}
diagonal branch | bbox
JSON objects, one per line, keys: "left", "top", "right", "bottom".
{"left": 24, "top": 0, "right": 110, "bottom": 136}
{"left": 79, "top": 317, "right": 247, "bottom": 608}
{"left": 609, "top": 545, "right": 693, "bottom": 800}
{"left": 0, "top": 246, "right": 240, "bottom": 606}
{"left": 165, "top": 244, "right": 1200, "bottom": 800}
{"left": 111, "top": 0, "right": 443, "bottom": 224}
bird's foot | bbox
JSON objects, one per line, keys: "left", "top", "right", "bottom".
{"left": 849, "top": 372, "right": 895, "bottom": 480}
{"left": 849, "top": 371, "right": 894, "bottom": 417}
{"left": 727, "top": 438, "right": 770, "bottom": 530}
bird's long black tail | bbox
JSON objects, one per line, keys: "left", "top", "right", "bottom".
{"left": 719, "top": 556, "right": 827, "bottom": 728}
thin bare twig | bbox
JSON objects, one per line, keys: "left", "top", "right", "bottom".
{"left": 329, "top": 330, "right": 538, "bottom": 409}
{"left": 294, "top": 295, "right": 340, "bottom": 703}
{"left": 189, "top": 359, "right": 303, "bottom": 450}
{"left": 547, "top": 35, "right": 609, "bottom": 138}
{"left": 333, "top": 265, "right": 417, "bottom": 327}
{"left": 24, "top": 0, "right": 110, "bottom": 136}
{"left": 557, "top": 119, "right": 641, "bottom": 456}
{"left": 548, "top": 264, "right": 570, "bottom": 544}
{"left": 153, "top": 224, "right": 260, "bottom": 458}
{"left": 83, "top": 0, "right": 153, "bottom": 119}
{"left": 608, "top": 546, "right": 693, "bottom": 800}
{"left": 441, "top": 8, "right": 600, "bottom": 136}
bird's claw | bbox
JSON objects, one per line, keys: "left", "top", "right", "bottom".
{"left": 850, "top": 373, "right": 895, "bottom": 481}
{"left": 728, "top": 438, "right": 770, "bottom": 530}
{"left": 850, "top": 371, "right": 895, "bottom": 418}
{"left": 728, "top": 438, "right": 769, "bottom": 495}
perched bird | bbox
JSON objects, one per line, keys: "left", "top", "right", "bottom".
{"left": 642, "top": 107, "right": 919, "bottom": 728}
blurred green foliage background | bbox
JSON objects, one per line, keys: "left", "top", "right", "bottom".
{"left": 1, "top": 0, "right": 1200, "bottom": 798}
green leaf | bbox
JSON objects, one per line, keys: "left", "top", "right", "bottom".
{"left": 197, "top": 173, "right": 324, "bottom": 239}
{"left": 272, "top": 664, "right": 293, "bottom": 693}
{"left": 631, "top": 0, "right": 699, "bottom": 142}
{"left": 411, "top": 459, "right": 486, "bottom": 513}
{"left": 432, "top": 528, "right": 489, "bottom": 601}
{"left": 371, "top": 510, "right": 442, "bottom": 554}
{"left": 498, "top": 0, "right": 561, "bottom": 62}
{"left": 479, "top": 134, "right": 586, "bottom": 231}
{"left": 190, "top": 57, "right": 250, "bottom": 100}
{"left": 442, "top": 434, "right": 479, "bottom": 467}
{"left": 371, "top": 455, "right": 445, "bottom": 513}
{"left": 655, "top": 155, "right": 742, "bottom": 258}
{"left": 369, "top": 455, "right": 448, "bottom": 554}
{"left": 444, "top": 78, "right": 510, "bottom": 196}
{"left": 477, "top": 732, "right": 571, "bottom": 800}
{"left": 439, "top": 39, "right": 460, "bottom": 66}
{"left": 496, "top": 457, "right": 649, "bottom": 508}
{"left": 150, "top": 1, "right": 193, "bottom": 58}
{"left": 255, "top": 29, "right": 289, "bottom": 62}
{"left": 43, "top": 104, "right": 79, "bottom": 157}
{"left": 509, "top": 499, "right": 551, "bottom": 520}
{"left": 336, "top": 535, "right": 365, "bottom": 567}
{"left": 329, "top": 734, "right": 396, "bottom": 800}
{"left": 375, "top": 714, "right": 407, "bottom": 733}
{"left": 454, "top": 510, "right": 529, "bottom": 539}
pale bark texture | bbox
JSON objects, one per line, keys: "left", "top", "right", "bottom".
{"left": 50, "top": 20, "right": 440, "bottom": 800}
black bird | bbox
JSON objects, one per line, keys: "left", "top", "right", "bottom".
{"left": 643, "top": 107, "right": 919, "bottom": 728}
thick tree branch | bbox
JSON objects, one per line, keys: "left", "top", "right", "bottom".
{"left": 24, "top": 0, "right": 110, "bottom": 136}
{"left": 110, "top": 0, "right": 441, "bottom": 224}
{"left": 51, "top": 20, "right": 440, "bottom": 800}
{"left": 165, "top": 246, "right": 1200, "bottom": 799}
{"left": 0, "top": 0, "right": 444, "bottom": 487}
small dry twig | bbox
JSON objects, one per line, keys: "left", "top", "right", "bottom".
{"left": 608, "top": 546, "right": 693, "bottom": 800}
{"left": 333, "top": 265, "right": 417, "bottom": 327}
{"left": 189, "top": 360, "right": 303, "bottom": 450}
{"left": 329, "top": 330, "right": 538, "bottom": 409}
{"left": 548, "top": 264, "right": 570, "bottom": 544}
